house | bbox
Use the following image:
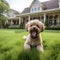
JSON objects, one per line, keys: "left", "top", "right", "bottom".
{"left": 6, "top": 9, "right": 20, "bottom": 26}
{"left": 19, "top": 0, "right": 60, "bottom": 27}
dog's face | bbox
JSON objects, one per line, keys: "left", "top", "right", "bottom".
{"left": 25, "top": 20, "right": 45, "bottom": 38}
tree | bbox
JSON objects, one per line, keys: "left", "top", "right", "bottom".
{"left": 0, "top": 0, "right": 9, "bottom": 28}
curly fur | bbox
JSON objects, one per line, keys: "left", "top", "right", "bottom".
{"left": 24, "top": 19, "right": 45, "bottom": 52}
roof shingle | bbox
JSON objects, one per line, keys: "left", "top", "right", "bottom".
{"left": 21, "top": 7, "right": 30, "bottom": 14}
{"left": 21, "top": 0, "right": 59, "bottom": 14}
{"left": 42, "top": 0, "right": 59, "bottom": 9}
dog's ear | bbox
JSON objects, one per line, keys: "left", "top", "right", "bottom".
{"left": 41, "top": 24, "right": 45, "bottom": 32}
{"left": 25, "top": 22, "right": 29, "bottom": 31}
{"left": 39, "top": 21, "right": 45, "bottom": 32}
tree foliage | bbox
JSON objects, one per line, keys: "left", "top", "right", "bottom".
{"left": 0, "top": 0, "right": 9, "bottom": 28}
{"left": 0, "top": 15, "right": 7, "bottom": 28}
{"left": 0, "top": 0, "right": 9, "bottom": 14}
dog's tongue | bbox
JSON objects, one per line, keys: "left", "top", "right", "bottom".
{"left": 32, "top": 31, "right": 36, "bottom": 37}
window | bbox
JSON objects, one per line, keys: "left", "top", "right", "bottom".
{"left": 49, "top": 16, "right": 53, "bottom": 19}
{"left": 38, "top": 7, "right": 40, "bottom": 10}
{"left": 31, "top": 7, "right": 40, "bottom": 12}
{"left": 49, "top": 20, "right": 52, "bottom": 26}
{"left": 35, "top": 8, "right": 37, "bottom": 11}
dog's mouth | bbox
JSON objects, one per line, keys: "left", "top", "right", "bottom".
{"left": 30, "top": 30, "right": 38, "bottom": 39}
{"left": 31, "top": 30, "right": 36, "bottom": 37}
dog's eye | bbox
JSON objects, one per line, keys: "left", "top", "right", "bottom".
{"left": 37, "top": 25, "right": 39, "bottom": 28}
{"left": 30, "top": 25, "right": 32, "bottom": 26}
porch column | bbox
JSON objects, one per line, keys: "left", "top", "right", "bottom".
{"left": 44, "top": 13, "right": 46, "bottom": 23}
{"left": 11, "top": 20, "right": 13, "bottom": 25}
{"left": 28, "top": 15, "right": 30, "bottom": 27}
{"left": 58, "top": 14, "right": 60, "bottom": 26}
{"left": 52, "top": 15, "right": 54, "bottom": 26}
{"left": 19, "top": 17, "right": 21, "bottom": 25}
{"left": 28, "top": 15, "right": 30, "bottom": 22}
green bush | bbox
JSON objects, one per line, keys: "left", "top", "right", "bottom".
{"left": 5, "top": 25, "right": 20, "bottom": 29}
{"left": 46, "top": 26, "right": 60, "bottom": 30}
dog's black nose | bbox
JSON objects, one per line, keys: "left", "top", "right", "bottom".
{"left": 33, "top": 27, "right": 35, "bottom": 30}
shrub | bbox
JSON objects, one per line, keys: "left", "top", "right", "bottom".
{"left": 45, "top": 26, "right": 60, "bottom": 30}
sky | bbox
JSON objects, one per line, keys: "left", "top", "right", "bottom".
{"left": 6, "top": 0, "right": 50, "bottom": 13}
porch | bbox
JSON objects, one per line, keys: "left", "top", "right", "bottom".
{"left": 19, "top": 9, "right": 60, "bottom": 27}
{"left": 7, "top": 17, "right": 20, "bottom": 26}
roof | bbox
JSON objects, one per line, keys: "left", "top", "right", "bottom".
{"left": 21, "top": 0, "right": 59, "bottom": 14}
{"left": 42, "top": 0, "right": 59, "bottom": 9}
{"left": 30, "top": 0, "right": 41, "bottom": 7}
{"left": 21, "top": 7, "right": 30, "bottom": 14}
{"left": 10, "top": 9, "right": 20, "bottom": 15}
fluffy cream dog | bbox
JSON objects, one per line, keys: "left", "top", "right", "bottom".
{"left": 24, "top": 20, "right": 45, "bottom": 52}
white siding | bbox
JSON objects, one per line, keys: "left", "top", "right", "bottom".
{"left": 30, "top": 0, "right": 43, "bottom": 13}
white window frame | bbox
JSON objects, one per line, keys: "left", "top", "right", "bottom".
{"left": 31, "top": 6, "right": 40, "bottom": 12}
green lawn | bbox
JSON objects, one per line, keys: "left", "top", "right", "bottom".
{"left": 0, "top": 29, "right": 60, "bottom": 60}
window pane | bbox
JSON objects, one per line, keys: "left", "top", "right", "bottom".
{"left": 35, "top": 8, "right": 36, "bottom": 11}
